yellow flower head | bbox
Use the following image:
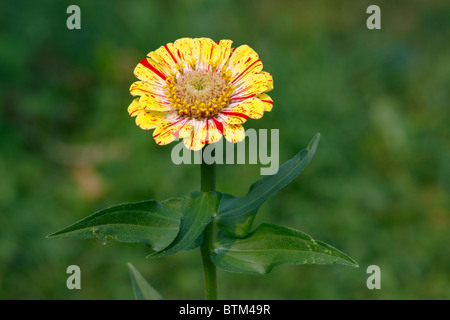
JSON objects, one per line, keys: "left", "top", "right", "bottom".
{"left": 128, "top": 37, "right": 274, "bottom": 150}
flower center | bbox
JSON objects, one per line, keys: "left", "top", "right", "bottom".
{"left": 176, "top": 70, "right": 225, "bottom": 105}
{"left": 165, "top": 67, "right": 235, "bottom": 119}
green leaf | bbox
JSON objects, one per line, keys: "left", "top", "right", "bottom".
{"left": 215, "top": 133, "right": 320, "bottom": 238}
{"left": 211, "top": 223, "right": 358, "bottom": 275}
{"left": 150, "top": 191, "right": 220, "bottom": 258}
{"left": 127, "top": 263, "right": 163, "bottom": 300}
{"left": 47, "top": 198, "right": 183, "bottom": 252}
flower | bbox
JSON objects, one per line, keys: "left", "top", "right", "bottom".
{"left": 128, "top": 37, "right": 273, "bottom": 151}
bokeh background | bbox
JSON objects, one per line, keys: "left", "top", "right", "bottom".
{"left": 1, "top": 0, "right": 449, "bottom": 300}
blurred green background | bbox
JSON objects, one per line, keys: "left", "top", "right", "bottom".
{"left": 1, "top": 0, "right": 449, "bottom": 300}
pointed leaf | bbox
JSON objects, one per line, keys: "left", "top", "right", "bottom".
{"left": 150, "top": 191, "right": 220, "bottom": 258}
{"left": 47, "top": 198, "right": 183, "bottom": 252}
{"left": 216, "top": 133, "right": 320, "bottom": 238}
{"left": 127, "top": 263, "right": 163, "bottom": 300}
{"left": 211, "top": 223, "right": 358, "bottom": 275}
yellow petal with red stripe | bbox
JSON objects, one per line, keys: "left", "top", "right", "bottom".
{"left": 130, "top": 81, "right": 172, "bottom": 111}
{"left": 133, "top": 58, "right": 167, "bottom": 87}
{"left": 153, "top": 116, "right": 192, "bottom": 146}
{"left": 223, "top": 123, "right": 246, "bottom": 144}
{"left": 219, "top": 101, "right": 251, "bottom": 124}
{"left": 197, "top": 38, "right": 216, "bottom": 71}
{"left": 183, "top": 120, "right": 206, "bottom": 151}
{"left": 174, "top": 119, "right": 194, "bottom": 139}
{"left": 203, "top": 119, "right": 224, "bottom": 144}
{"left": 231, "top": 73, "right": 269, "bottom": 101}
{"left": 200, "top": 39, "right": 233, "bottom": 71}
{"left": 257, "top": 93, "right": 273, "bottom": 112}
{"left": 130, "top": 81, "right": 167, "bottom": 97}
{"left": 174, "top": 38, "right": 201, "bottom": 69}
{"left": 139, "top": 94, "right": 173, "bottom": 112}
{"left": 136, "top": 110, "right": 174, "bottom": 130}
{"left": 147, "top": 43, "right": 180, "bottom": 75}
{"left": 244, "top": 97, "right": 265, "bottom": 119}
{"left": 213, "top": 40, "right": 233, "bottom": 70}
{"left": 182, "top": 119, "right": 224, "bottom": 150}
{"left": 228, "top": 45, "right": 263, "bottom": 85}
{"left": 128, "top": 98, "right": 143, "bottom": 117}
{"left": 261, "top": 71, "right": 273, "bottom": 92}
{"left": 130, "top": 81, "right": 172, "bottom": 112}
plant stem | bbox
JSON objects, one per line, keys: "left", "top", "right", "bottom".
{"left": 201, "top": 160, "right": 216, "bottom": 193}
{"left": 200, "top": 159, "right": 217, "bottom": 300}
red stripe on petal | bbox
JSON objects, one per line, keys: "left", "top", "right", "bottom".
{"left": 172, "top": 121, "right": 183, "bottom": 139}
{"left": 164, "top": 44, "right": 178, "bottom": 65}
{"left": 232, "top": 59, "right": 261, "bottom": 84}
{"left": 209, "top": 45, "right": 214, "bottom": 61}
{"left": 172, "top": 118, "right": 190, "bottom": 139}
{"left": 231, "top": 94, "right": 256, "bottom": 101}
{"left": 140, "top": 58, "right": 167, "bottom": 81}
{"left": 204, "top": 120, "right": 210, "bottom": 144}
{"left": 211, "top": 117, "right": 224, "bottom": 135}
{"left": 153, "top": 118, "right": 183, "bottom": 138}
{"left": 220, "top": 111, "right": 249, "bottom": 121}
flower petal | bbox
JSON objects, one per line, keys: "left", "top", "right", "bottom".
{"left": 153, "top": 116, "right": 191, "bottom": 146}
{"left": 244, "top": 97, "right": 265, "bottom": 119}
{"left": 174, "top": 38, "right": 201, "bottom": 68}
{"left": 213, "top": 40, "right": 233, "bottom": 70}
{"left": 183, "top": 120, "right": 206, "bottom": 151}
{"left": 128, "top": 98, "right": 142, "bottom": 117}
{"left": 203, "top": 119, "right": 224, "bottom": 144}
{"left": 134, "top": 58, "right": 167, "bottom": 87}
{"left": 231, "top": 73, "right": 269, "bottom": 101}
{"left": 136, "top": 110, "right": 175, "bottom": 130}
{"left": 130, "top": 81, "right": 172, "bottom": 111}
{"left": 218, "top": 101, "right": 251, "bottom": 124}
{"left": 130, "top": 81, "right": 167, "bottom": 97}
{"left": 260, "top": 71, "right": 274, "bottom": 92}
{"left": 223, "top": 123, "right": 246, "bottom": 144}
{"left": 257, "top": 93, "right": 273, "bottom": 112}
{"left": 139, "top": 94, "right": 173, "bottom": 112}
{"left": 182, "top": 118, "right": 224, "bottom": 150}
{"left": 227, "top": 45, "right": 263, "bottom": 85}
{"left": 147, "top": 43, "right": 180, "bottom": 75}
{"left": 173, "top": 119, "right": 194, "bottom": 139}
{"left": 197, "top": 38, "right": 216, "bottom": 71}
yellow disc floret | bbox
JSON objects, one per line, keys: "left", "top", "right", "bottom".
{"left": 164, "top": 65, "right": 236, "bottom": 119}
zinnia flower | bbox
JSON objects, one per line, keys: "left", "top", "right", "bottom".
{"left": 128, "top": 37, "right": 273, "bottom": 150}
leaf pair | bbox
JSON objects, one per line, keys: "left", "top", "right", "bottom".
{"left": 127, "top": 221, "right": 359, "bottom": 299}
{"left": 47, "top": 192, "right": 220, "bottom": 258}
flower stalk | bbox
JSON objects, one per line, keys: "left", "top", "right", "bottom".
{"left": 200, "top": 154, "right": 217, "bottom": 300}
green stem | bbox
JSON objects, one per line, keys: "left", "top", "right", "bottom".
{"left": 200, "top": 159, "right": 217, "bottom": 300}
